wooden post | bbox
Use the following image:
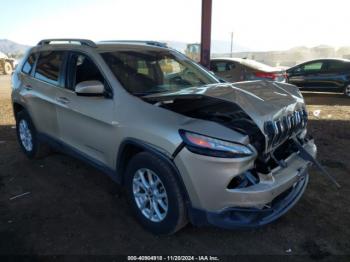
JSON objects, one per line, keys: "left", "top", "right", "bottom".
{"left": 200, "top": 0, "right": 212, "bottom": 68}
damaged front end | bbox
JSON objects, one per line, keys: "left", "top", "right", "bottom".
{"left": 143, "top": 81, "right": 318, "bottom": 228}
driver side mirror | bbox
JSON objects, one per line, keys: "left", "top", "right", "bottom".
{"left": 75, "top": 80, "right": 105, "bottom": 96}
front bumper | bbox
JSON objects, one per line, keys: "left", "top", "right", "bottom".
{"left": 174, "top": 139, "right": 316, "bottom": 227}
{"left": 189, "top": 172, "right": 308, "bottom": 228}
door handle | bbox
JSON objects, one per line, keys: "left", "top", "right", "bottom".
{"left": 56, "top": 97, "right": 70, "bottom": 105}
{"left": 24, "top": 84, "right": 32, "bottom": 91}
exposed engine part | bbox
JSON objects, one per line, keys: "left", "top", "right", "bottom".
{"left": 156, "top": 96, "right": 266, "bottom": 154}
{"left": 255, "top": 138, "right": 299, "bottom": 174}
{"left": 227, "top": 170, "right": 260, "bottom": 189}
{"left": 270, "top": 151, "right": 287, "bottom": 168}
{"left": 148, "top": 96, "right": 316, "bottom": 180}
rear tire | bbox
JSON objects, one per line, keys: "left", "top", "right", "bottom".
{"left": 16, "top": 111, "right": 50, "bottom": 159}
{"left": 4, "top": 61, "right": 13, "bottom": 75}
{"left": 124, "top": 152, "right": 188, "bottom": 235}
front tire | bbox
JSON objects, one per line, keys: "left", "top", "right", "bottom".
{"left": 16, "top": 111, "right": 50, "bottom": 159}
{"left": 125, "top": 152, "right": 187, "bottom": 235}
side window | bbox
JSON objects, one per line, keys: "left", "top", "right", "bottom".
{"left": 68, "top": 53, "right": 105, "bottom": 90}
{"left": 34, "top": 51, "right": 64, "bottom": 85}
{"left": 137, "top": 60, "right": 150, "bottom": 76}
{"left": 290, "top": 66, "right": 302, "bottom": 74}
{"left": 159, "top": 58, "right": 183, "bottom": 75}
{"left": 326, "top": 61, "right": 346, "bottom": 72}
{"left": 302, "top": 62, "right": 323, "bottom": 72}
{"left": 226, "top": 62, "right": 236, "bottom": 71}
{"left": 210, "top": 62, "right": 217, "bottom": 72}
{"left": 22, "top": 53, "right": 37, "bottom": 75}
{"left": 211, "top": 62, "right": 228, "bottom": 73}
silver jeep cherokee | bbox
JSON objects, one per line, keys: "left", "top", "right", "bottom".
{"left": 11, "top": 39, "right": 317, "bottom": 234}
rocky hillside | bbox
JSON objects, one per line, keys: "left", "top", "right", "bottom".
{"left": 0, "top": 39, "right": 30, "bottom": 57}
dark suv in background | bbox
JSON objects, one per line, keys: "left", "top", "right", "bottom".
{"left": 286, "top": 58, "right": 350, "bottom": 97}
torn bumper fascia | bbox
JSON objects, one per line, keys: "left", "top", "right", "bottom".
{"left": 175, "top": 139, "right": 316, "bottom": 227}
{"left": 190, "top": 173, "right": 309, "bottom": 228}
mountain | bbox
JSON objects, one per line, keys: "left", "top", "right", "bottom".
{"left": 0, "top": 39, "right": 30, "bottom": 56}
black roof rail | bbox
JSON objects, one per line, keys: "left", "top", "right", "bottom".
{"left": 100, "top": 40, "right": 167, "bottom": 48}
{"left": 37, "top": 39, "right": 97, "bottom": 48}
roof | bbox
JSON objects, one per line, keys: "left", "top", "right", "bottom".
{"left": 35, "top": 39, "right": 169, "bottom": 52}
{"left": 96, "top": 41, "right": 169, "bottom": 52}
{"left": 211, "top": 57, "right": 246, "bottom": 63}
{"left": 289, "top": 58, "right": 350, "bottom": 69}
{"left": 211, "top": 57, "right": 279, "bottom": 72}
{"left": 300, "top": 58, "right": 350, "bottom": 63}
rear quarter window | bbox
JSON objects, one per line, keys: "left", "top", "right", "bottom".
{"left": 22, "top": 54, "right": 37, "bottom": 75}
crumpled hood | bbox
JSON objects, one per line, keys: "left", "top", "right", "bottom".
{"left": 144, "top": 80, "right": 305, "bottom": 132}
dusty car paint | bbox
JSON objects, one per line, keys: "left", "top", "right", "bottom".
{"left": 12, "top": 40, "right": 316, "bottom": 229}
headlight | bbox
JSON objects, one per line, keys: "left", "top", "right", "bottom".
{"left": 179, "top": 130, "right": 253, "bottom": 158}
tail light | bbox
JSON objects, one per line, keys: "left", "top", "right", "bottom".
{"left": 254, "top": 71, "right": 278, "bottom": 80}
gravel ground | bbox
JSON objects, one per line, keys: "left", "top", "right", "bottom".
{"left": 1, "top": 75, "right": 350, "bottom": 259}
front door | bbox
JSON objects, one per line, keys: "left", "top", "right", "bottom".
{"left": 55, "top": 52, "right": 116, "bottom": 167}
{"left": 297, "top": 61, "right": 326, "bottom": 90}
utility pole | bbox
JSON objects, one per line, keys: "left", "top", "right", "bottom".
{"left": 200, "top": 0, "right": 212, "bottom": 68}
{"left": 230, "top": 32, "right": 234, "bottom": 58}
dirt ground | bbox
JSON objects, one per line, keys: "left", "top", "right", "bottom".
{"left": 1, "top": 75, "right": 350, "bottom": 258}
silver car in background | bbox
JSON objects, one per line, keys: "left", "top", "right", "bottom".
{"left": 210, "top": 57, "right": 286, "bottom": 83}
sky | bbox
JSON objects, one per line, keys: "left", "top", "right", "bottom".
{"left": 1, "top": 0, "right": 350, "bottom": 51}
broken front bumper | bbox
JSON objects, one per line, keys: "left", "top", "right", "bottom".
{"left": 174, "top": 139, "right": 316, "bottom": 228}
{"left": 190, "top": 171, "right": 308, "bottom": 228}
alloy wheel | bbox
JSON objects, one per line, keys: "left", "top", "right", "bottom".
{"left": 132, "top": 168, "right": 169, "bottom": 222}
{"left": 19, "top": 119, "right": 33, "bottom": 152}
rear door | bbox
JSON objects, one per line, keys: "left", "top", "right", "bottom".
{"left": 55, "top": 51, "right": 116, "bottom": 167}
{"left": 21, "top": 51, "right": 65, "bottom": 138}
{"left": 320, "top": 60, "right": 350, "bottom": 91}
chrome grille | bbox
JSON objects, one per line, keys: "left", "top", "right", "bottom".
{"left": 264, "top": 109, "right": 308, "bottom": 149}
